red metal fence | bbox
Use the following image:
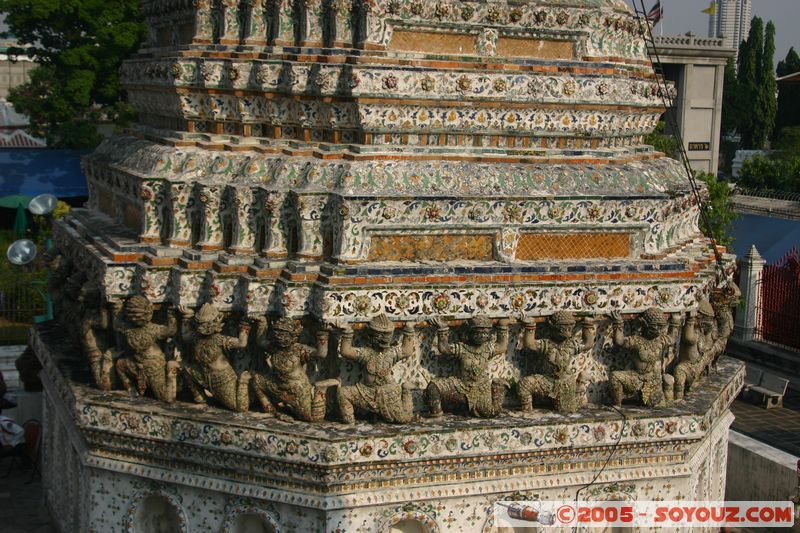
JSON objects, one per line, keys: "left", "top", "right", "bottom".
{"left": 757, "top": 247, "right": 800, "bottom": 350}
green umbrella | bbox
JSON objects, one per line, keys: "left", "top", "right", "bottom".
{"left": 0, "top": 194, "right": 31, "bottom": 209}
{"left": 14, "top": 202, "right": 27, "bottom": 237}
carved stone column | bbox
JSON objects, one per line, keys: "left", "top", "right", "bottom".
{"left": 271, "top": 0, "right": 295, "bottom": 46}
{"left": 168, "top": 181, "right": 193, "bottom": 247}
{"left": 300, "top": 0, "right": 324, "bottom": 47}
{"left": 330, "top": 0, "right": 353, "bottom": 47}
{"left": 260, "top": 190, "right": 288, "bottom": 258}
{"left": 139, "top": 180, "right": 166, "bottom": 244}
{"left": 229, "top": 187, "right": 258, "bottom": 254}
{"left": 219, "top": 0, "right": 242, "bottom": 45}
{"left": 196, "top": 185, "right": 224, "bottom": 251}
{"left": 734, "top": 245, "right": 766, "bottom": 342}
{"left": 294, "top": 192, "right": 326, "bottom": 259}
{"left": 243, "top": 0, "right": 268, "bottom": 45}
{"left": 193, "top": 0, "right": 214, "bottom": 43}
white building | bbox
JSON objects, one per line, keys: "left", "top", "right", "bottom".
{"left": 708, "top": 0, "right": 752, "bottom": 53}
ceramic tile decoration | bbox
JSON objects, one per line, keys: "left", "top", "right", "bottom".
{"left": 34, "top": 0, "right": 743, "bottom": 531}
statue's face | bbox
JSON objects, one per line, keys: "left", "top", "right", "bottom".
{"left": 470, "top": 327, "right": 492, "bottom": 345}
{"left": 643, "top": 321, "right": 665, "bottom": 339}
{"left": 550, "top": 324, "right": 573, "bottom": 342}
{"left": 698, "top": 316, "right": 714, "bottom": 333}
{"left": 196, "top": 319, "right": 222, "bottom": 337}
{"left": 273, "top": 330, "right": 295, "bottom": 348}
{"left": 370, "top": 330, "right": 393, "bottom": 350}
{"left": 129, "top": 312, "right": 152, "bottom": 327}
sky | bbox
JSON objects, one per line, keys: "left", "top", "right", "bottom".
{"left": 637, "top": 0, "right": 799, "bottom": 63}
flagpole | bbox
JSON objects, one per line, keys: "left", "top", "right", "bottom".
{"left": 660, "top": 0, "right": 664, "bottom": 36}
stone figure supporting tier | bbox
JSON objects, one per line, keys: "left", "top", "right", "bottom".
{"left": 78, "top": 281, "right": 114, "bottom": 391}
{"left": 335, "top": 315, "right": 415, "bottom": 424}
{"left": 425, "top": 316, "right": 509, "bottom": 418}
{"left": 673, "top": 283, "right": 739, "bottom": 400}
{"left": 608, "top": 308, "right": 681, "bottom": 408}
{"left": 251, "top": 317, "right": 333, "bottom": 421}
{"left": 709, "top": 282, "right": 739, "bottom": 370}
{"left": 114, "top": 295, "right": 179, "bottom": 402}
{"left": 518, "top": 312, "right": 596, "bottom": 413}
{"left": 178, "top": 303, "right": 252, "bottom": 412}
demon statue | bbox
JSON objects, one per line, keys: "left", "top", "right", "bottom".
{"left": 518, "top": 311, "right": 596, "bottom": 413}
{"left": 608, "top": 308, "right": 681, "bottom": 408}
{"left": 78, "top": 281, "right": 114, "bottom": 390}
{"left": 113, "top": 295, "right": 179, "bottom": 402}
{"left": 425, "top": 315, "right": 510, "bottom": 418}
{"left": 335, "top": 314, "right": 416, "bottom": 424}
{"left": 251, "top": 317, "right": 333, "bottom": 421}
{"left": 178, "top": 303, "right": 252, "bottom": 412}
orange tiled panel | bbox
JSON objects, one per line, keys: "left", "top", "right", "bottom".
{"left": 367, "top": 234, "right": 495, "bottom": 262}
{"left": 516, "top": 232, "right": 631, "bottom": 260}
{"left": 496, "top": 37, "right": 575, "bottom": 60}
{"left": 389, "top": 31, "right": 476, "bottom": 55}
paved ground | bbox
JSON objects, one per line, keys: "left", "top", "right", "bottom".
{"left": 0, "top": 463, "right": 56, "bottom": 533}
{"left": 731, "top": 386, "right": 800, "bottom": 457}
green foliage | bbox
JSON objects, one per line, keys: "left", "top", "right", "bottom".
{"left": 697, "top": 173, "right": 736, "bottom": 248}
{"left": 0, "top": 0, "right": 146, "bottom": 148}
{"left": 754, "top": 22, "right": 777, "bottom": 145}
{"left": 736, "top": 17, "right": 777, "bottom": 150}
{"left": 721, "top": 58, "right": 740, "bottom": 135}
{"left": 776, "top": 48, "right": 800, "bottom": 136}
{"left": 738, "top": 153, "right": 800, "bottom": 193}
{"left": 644, "top": 121, "right": 679, "bottom": 158}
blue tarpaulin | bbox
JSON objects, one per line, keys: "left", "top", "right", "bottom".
{"left": 0, "top": 149, "right": 89, "bottom": 198}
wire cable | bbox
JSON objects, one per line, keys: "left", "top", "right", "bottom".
{"left": 630, "top": 0, "right": 726, "bottom": 280}
{"left": 572, "top": 404, "right": 629, "bottom": 533}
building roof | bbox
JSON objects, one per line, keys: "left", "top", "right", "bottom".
{"left": 776, "top": 71, "right": 800, "bottom": 85}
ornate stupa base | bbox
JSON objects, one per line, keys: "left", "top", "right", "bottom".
{"left": 34, "top": 325, "right": 743, "bottom": 532}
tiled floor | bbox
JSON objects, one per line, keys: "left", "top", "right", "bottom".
{"left": 731, "top": 387, "right": 800, "bottom": 457}
{"left": 0, "top": 462, "right": 55, "bottom": 533}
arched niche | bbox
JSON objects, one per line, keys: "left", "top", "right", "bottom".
{"left": 229, "top": 513, "right": 276, "bottom": 533}
{"left": 131, "top": 494, "right": 184, "bottom": 533}
{"left": 388, "top": 519, "right": 432, "bottom": 533}
{"left": 380, "top": 510, "right": 439, "bottom": 533}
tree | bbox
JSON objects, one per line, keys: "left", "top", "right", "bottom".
{"left": 776, "top": 48, "right": 800, "bottom": 137}
{"left": 753, "top": 21, "right": 777, "bottom": 147}
{"left": 721, "top": 58, "right": 740, "bottom": 135}
{"left": 0, "top": 0, "right": 146, "bottom": 148}
{"left": 697, "top": 173, "right": 736, "bottom": 248}
{"left": 738, "top": 17, "right": 771, "bottom": 150}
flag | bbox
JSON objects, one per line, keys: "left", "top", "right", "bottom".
{"left": 702, "top": 1, "right": 717, "bottom": 15}
{"left": 647, "top": 0, "right": 663, "bottom": 25}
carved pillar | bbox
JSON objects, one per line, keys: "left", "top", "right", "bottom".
{"left": 219, "top": 0, "right": 242, "bottom": 45}
{"left": 193, "top": 0, "right": 215, "bottom": 43}
{"left": 139, "top": 180, "right": 166, "bottom": 244}
{"left": 196, "top": 185, "right": 224, "bottom": 251}
{"left": 294, "top": 192, "right": 326, "bottom": 259}
{"left": 733, "top": 245, "right": 766, "bottom": 342}
{"left": 260, "top": 190, "right": 288, "bottom": 257}
{"left": 168, "top": 181, "right": 193, "bottom": 247}
{"left": 243, "top": 0, "right": 268, "bottom": 45}
{"left": 300, "top": 0, "right": 324, "bottom": 47}
{"left": 271, "top": 0, "right": 295, "bottom": 46}
{"left": 330, "top": 0, "right": 353, "bottom": 47}
{"left": 229, "top": 187, "right": 258, "bottom": 254}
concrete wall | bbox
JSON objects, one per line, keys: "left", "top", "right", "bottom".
{"left": 727, "top": 430, "right": 799, "bottom": 506}
{"left": 650, "top": 35, "right": 737, "bottom": 175}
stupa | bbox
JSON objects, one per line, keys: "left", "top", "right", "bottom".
{"left": 33, "top": 0, "right": 744, "bottom": 531}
